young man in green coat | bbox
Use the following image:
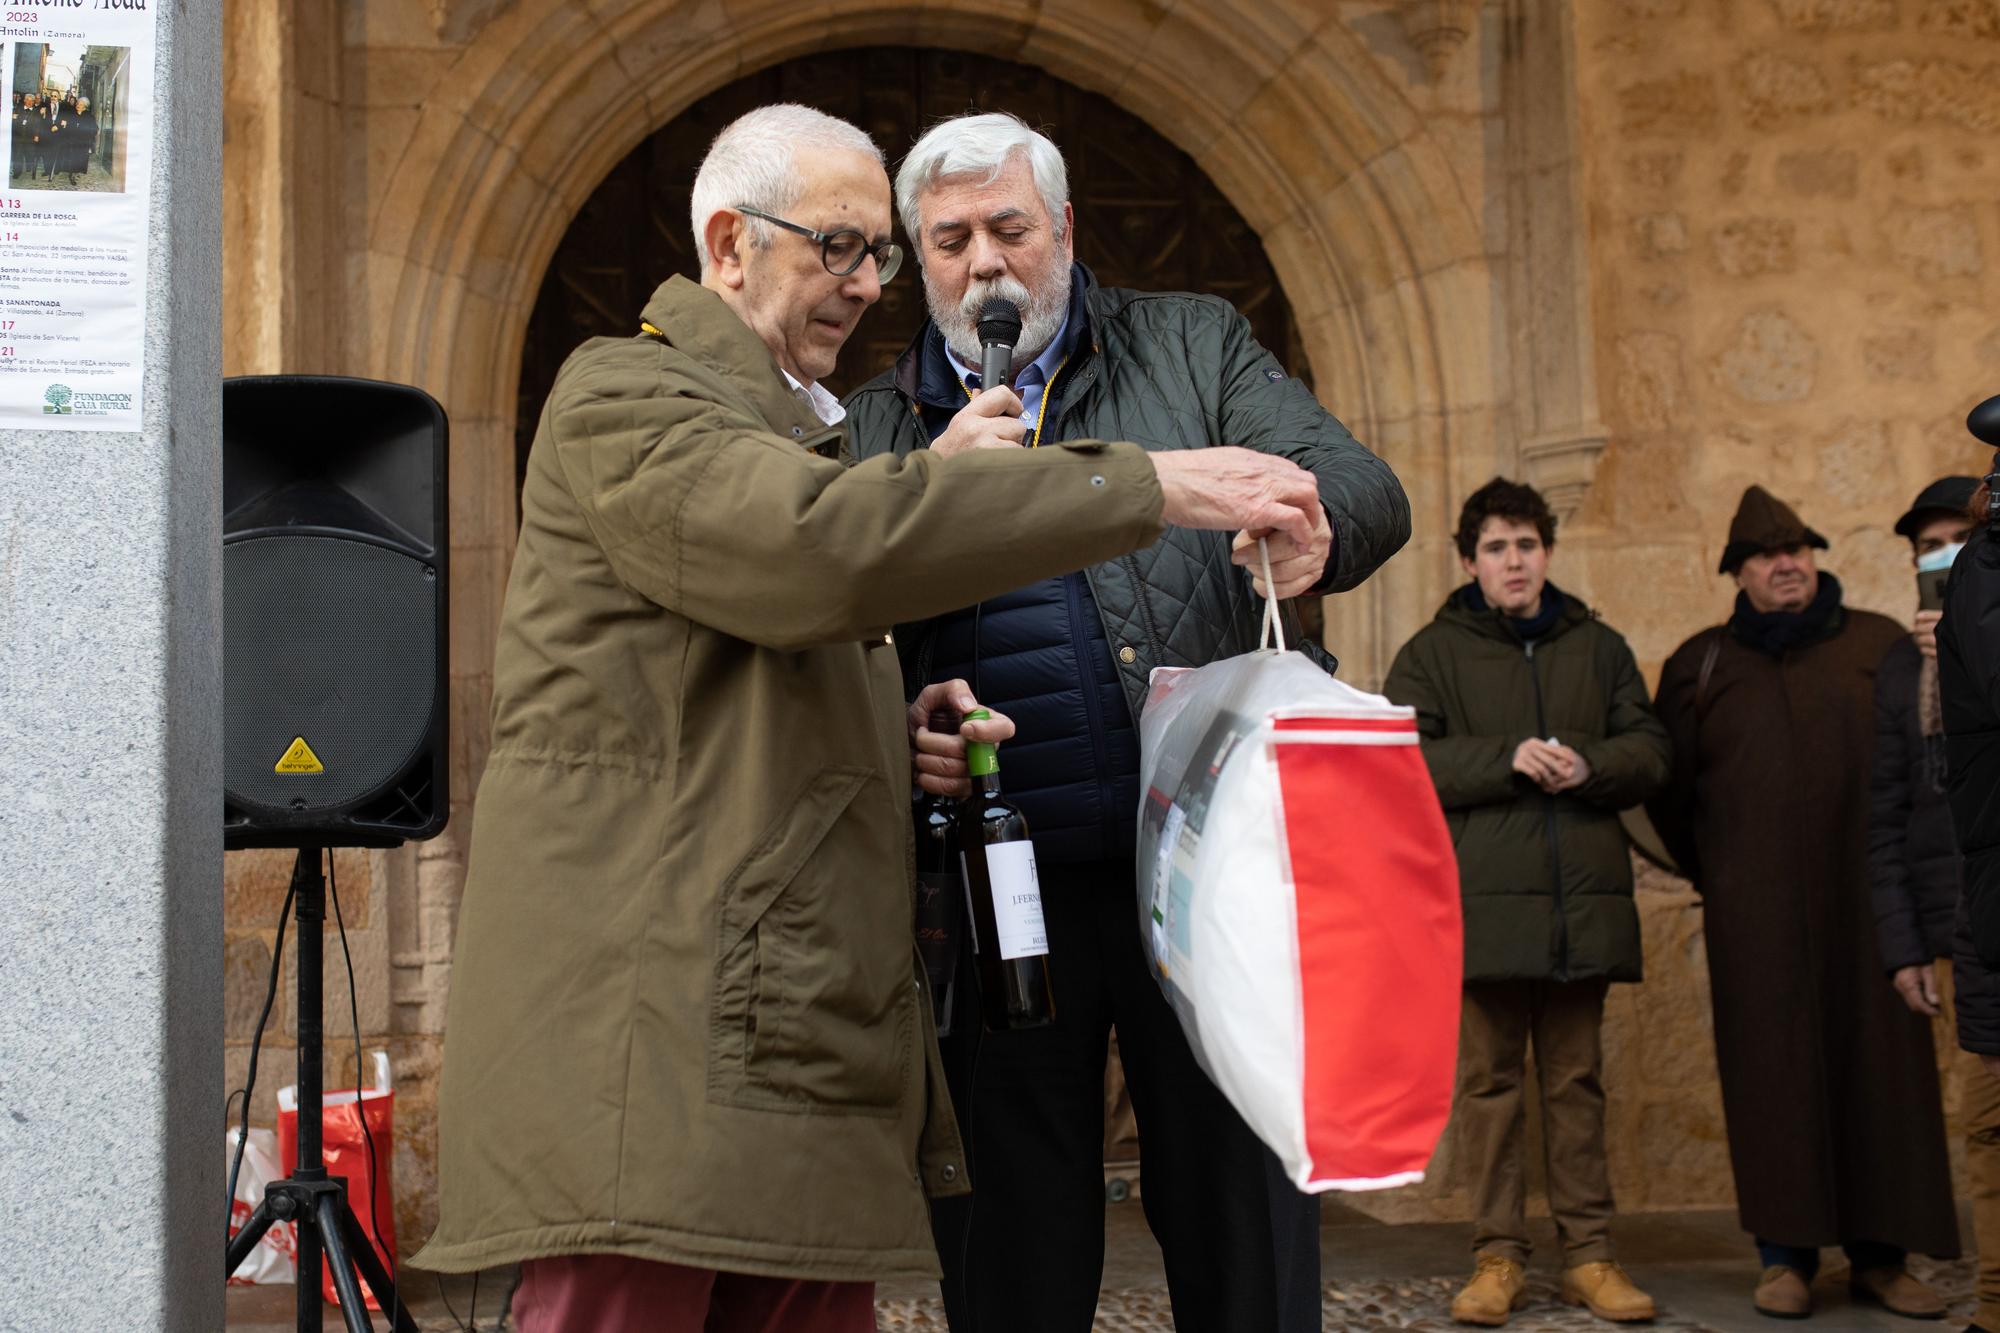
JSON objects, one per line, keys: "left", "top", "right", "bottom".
{"left": 1383, "top": 479, "right": 1670, "bottom": 1327}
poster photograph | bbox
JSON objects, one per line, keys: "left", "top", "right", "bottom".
{"left": 0, "top": 4, "right": 154, "bottom": 430}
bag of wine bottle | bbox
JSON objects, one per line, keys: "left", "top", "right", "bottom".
{"left": 1135, "top": 602, "right": 1461, "bottom": 1193}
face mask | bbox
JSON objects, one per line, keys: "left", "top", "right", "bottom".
{"left": 1917, "top": 541, "right": 1965, "bottom": 574}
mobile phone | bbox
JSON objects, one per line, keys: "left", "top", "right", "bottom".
{"left": 1919, "top": 566, "right": 1950, "bottom": 612}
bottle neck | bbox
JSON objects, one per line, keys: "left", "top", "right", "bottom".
{"left": 972, "top": 770, "right": 1002, "bottom": 798}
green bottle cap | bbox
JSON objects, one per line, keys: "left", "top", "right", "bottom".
{"left": 963, "top": 707, "right": 999, "bottom": 777}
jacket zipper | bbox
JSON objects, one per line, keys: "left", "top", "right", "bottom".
{"left": 1525, "top": 639, "right": 1571, "bottom": 981}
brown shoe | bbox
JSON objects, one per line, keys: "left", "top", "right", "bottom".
{"left": 1451, "top": 1255, "right": 1528, "bottom": 1326}
{"left": 1562, "top": 1261, "right": 1657, "bottom": 1322}
{"left": 1851, "top": 1266, "right": 1946, "bottom": 1320}
{"left": 1754, "top": 1265, "right": 1812, "bottom": 1320}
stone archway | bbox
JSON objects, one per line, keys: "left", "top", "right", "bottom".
{"left": 514, "top": 46, "right": 1320, "bottom": 492}
{"left": 331, "top": 1, "right": 1567, "bottom": 1239}
{"left": 362, "top": 3, "right": 1496, "bottom": 765}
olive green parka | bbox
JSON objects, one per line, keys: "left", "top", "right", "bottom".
{"left": 411, "top": 278, "right": 1169, "bottom": 1282}
{"left": 1382, "top": 587, "right": 1671, "bottom": 984}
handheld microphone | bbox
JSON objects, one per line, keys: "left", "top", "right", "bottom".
{"left": 976, "top": 298, "right": 1022, "bottom": 393}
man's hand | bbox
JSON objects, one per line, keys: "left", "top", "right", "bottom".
{"left": 931, "top": 386, "right": 1027, "bottom": 458}
{"left": 909, "top": 678, "right": 1016, "bottom": 798}
{"left": 1548, "top": 744, "right": 1592, "bottom": 793}
{"left": 1232, "top": 504, "right": 1333, "bottom": 599}
{"left": 1151, "top": 448, "right": 1320, "bottom": 548}
{"left": 1915, "top": 609, "right": 1942, "bottom": 662}
{"left": 1512, "top": 739, "right": 1568, "bottom": 791}
{"left": 1892, "top": 963, "right": 1941, "bottom": 1017}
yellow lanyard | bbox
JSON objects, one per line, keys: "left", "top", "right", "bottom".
{"left": 957, "top": 353, "right": 1069, "bottom": 448}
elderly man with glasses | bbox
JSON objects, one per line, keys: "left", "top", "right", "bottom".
{"left": 412, "top": 103, "right": 1335, "bottom": 1333}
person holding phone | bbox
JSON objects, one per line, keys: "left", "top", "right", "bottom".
{"left": 1870, "top": 475, "right": 1996, "bottom": 1333}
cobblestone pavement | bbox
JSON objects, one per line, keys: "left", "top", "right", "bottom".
{"left": 875, "top": 1256, "right": 1978, "bottom": 1331}
{"left": 225, "top": 1227, "right": 1981, "bottom": 1330}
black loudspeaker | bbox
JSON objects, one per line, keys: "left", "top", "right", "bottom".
{"left": 223, "top": 375, "right": 449, "bottom": 849}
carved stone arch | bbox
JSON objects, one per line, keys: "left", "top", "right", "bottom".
{"left": 364, "top": 1, "right": 1502, "bottom": 723}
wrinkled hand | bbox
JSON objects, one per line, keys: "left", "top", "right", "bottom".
{"left": 908, "top": 678, "right": 1016, "bottom": 798}
{"left": 931, "top": 386, "right": 1026, "bottom": 458}
{"left": 1151, "top": 448, "right": 1319, "bottom": 548}
{"left": 1232, "top": 504, "right": 1333, "bottom": 599}
{"left": 1892, "top": 963, "right": 1941, "bottom": 1017}
{"left": 1914, "top": 609, "right": 1942, "bottom": 662}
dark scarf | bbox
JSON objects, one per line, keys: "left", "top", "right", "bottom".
{"left": 1728, "top": 571, "right": 1845, "bottom": 657}
{"left": 1453, "top": 581, "right": 1568, "bottom": 642}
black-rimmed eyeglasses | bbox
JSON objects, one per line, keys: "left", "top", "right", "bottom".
{"left": 736, "top": 206, "right": 903, "bottom": 283}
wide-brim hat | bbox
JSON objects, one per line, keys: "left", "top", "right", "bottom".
{"left": 1718, "top": 484, "right": 1828, "bottom": 574}
{"left": 1892, "top": 475, "right": 1980, "bottom": 539}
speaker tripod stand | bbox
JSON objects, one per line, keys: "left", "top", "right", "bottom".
{"left": 226, "top": 847, "right": 418, "bottom": 1333}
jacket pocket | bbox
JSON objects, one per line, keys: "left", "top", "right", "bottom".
{"left": 707, "top": 765, "right": 914, "bottom": 1116}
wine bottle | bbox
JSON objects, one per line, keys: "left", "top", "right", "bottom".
{"left": 912, "top": 708, "right": 963, "bottom": 1037}
{"left": 956, "top": 708, "right": 1055, "bottom": 1030}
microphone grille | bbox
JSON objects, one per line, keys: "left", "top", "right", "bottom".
{"left": 976, "top": 298, "right": 1023, "bottom": 345}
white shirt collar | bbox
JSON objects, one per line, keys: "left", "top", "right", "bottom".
{"left": 782, "top": 368, "right": 846, "bottom": 426}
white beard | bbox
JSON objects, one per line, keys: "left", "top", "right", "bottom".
{"left": 930, "top": 262, "right": 1072, "bottom": 375}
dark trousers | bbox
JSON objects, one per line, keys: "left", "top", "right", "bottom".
{"left": 931, "top": 858, "right": 1321, "bottom": 1333}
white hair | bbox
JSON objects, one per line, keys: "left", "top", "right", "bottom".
{"left": 895, "top": 113, "right": 1070, "bottom": 262}
{"left": 689, "top": 104, "right": 884, "bottom": 275}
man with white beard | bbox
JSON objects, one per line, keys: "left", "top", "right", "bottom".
{"left": 845, "top": 112, "right": 1411, "bottom": 1333}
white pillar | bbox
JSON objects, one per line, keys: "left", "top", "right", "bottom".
{"left": 0, "top": 0, "right": 222, "bottom": 1326}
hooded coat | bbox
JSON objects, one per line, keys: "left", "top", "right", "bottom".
{"left": 411, "top": 278, "right": 1172, "bottom": 1281}
{"left": 1383, "top": 586, "right": 1670, "bottom": 984}
{"left": 1649, "top": 577, "right": 1958, "bottom": 1254}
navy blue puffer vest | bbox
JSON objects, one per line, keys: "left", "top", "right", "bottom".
{"left": 928, "top": 573, "right": 1140, "bottom": 865}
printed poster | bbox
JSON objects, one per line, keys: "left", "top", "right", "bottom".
{"left": 0, "top": 2, "right": 154, "bottom": 430}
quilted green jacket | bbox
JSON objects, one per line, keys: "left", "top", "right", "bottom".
{"left": 843, "top": 266, "right": 1410, "bottom": 711}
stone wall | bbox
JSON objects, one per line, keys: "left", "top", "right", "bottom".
{"left": 1564, "top": 0, "right": 1998, "bottom": 656}
{"left": 216, "top": 0, "right": 2000, "bottom": 1251}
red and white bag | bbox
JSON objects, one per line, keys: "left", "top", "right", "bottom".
{"left": 227, "top": 1127, "right": 297, "bottom": 1285}
{"left": 1136, "top": 593, "right": 1461, "bottom": 1192}
{"left": 279, "top": 1050, "right": 397, "bottom": 1310}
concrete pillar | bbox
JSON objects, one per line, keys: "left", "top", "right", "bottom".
{"left": 0, "top": 0, "right": 223, "bottom": 1327}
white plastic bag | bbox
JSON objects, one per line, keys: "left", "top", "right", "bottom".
{"left": 1135, "top": 585, "right": 1461, "bottom": 1192}
{"left": 227, "top": 1127, "right": 297, "bottom": 1285}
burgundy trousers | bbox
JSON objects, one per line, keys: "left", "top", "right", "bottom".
{"left": 511, "top": 1254, "right": 875, "bottom": 1333}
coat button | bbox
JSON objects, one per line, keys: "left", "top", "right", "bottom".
{"left": 1118, "top": 646, "right": 1137, "bottom": 664}
{"left": 1090, "top": 474, "right": 1106, "bottom": 486}
{"left": 791, "top": 425, "right": 804, "bottom": 437}
{"left": 941, "top": 1163, "right": 959, "bottom": 1183}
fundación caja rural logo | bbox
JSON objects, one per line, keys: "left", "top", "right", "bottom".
{"left": 43, "top": 385, "right": 72, "bottom": 415}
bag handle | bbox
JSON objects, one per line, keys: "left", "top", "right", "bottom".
{"left": 1257, "top": 537, "right": 1288, "bottom": 653}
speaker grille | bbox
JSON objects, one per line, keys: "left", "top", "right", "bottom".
{"left": 225, "top": 535, "right": 438, "bottom": 813}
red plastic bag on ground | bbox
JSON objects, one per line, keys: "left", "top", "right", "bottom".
{"left": 278, "top": 1050, "right": 396, "bottom": 1310}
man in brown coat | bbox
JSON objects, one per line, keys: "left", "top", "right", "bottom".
{"left": 408, "top": 104, "right": 1329, "bottom": 1333}
{"left": 1650, "top": 485, "right": 1958, "bottom": 1321}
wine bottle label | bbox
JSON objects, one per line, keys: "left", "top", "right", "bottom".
{"left": 982, "top": 840, "right": 1048, "bottom": 961}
